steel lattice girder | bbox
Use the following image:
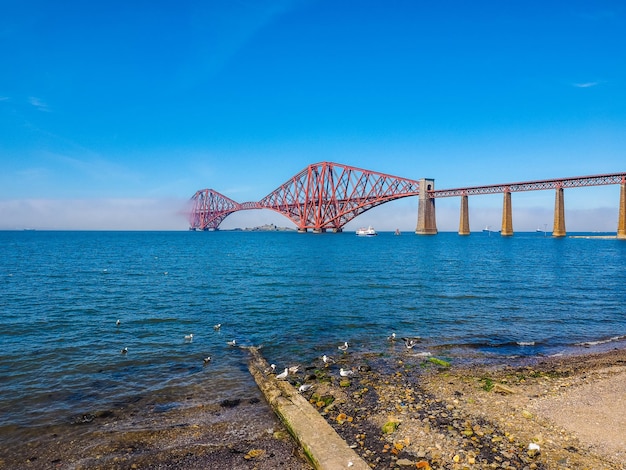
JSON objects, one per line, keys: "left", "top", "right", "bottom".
{"left": 189, "top": 165, "right": 626, "bottom": 230}
{"left": 258, "top": 162, "right": 421, "bottom": 230}
{"left": 189, "top": 189, "right": 241, "bottom": 230}
{"left": 432, "top": 173, "right": 626, "bottom": 198}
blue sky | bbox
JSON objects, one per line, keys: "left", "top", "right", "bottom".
{"left": 1, "top": 0, "right": 624, "bottom": 231}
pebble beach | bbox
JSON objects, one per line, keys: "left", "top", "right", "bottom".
{"left": 2, "top": 346, "right": 625, "bottom": 469}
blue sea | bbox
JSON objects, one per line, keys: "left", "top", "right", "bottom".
{"left": 1, "top": 230, "right": 626, "bottom": 446}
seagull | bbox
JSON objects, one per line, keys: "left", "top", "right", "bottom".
{"left": 275, "top": 368, "right": 289, "bottom": 380}
{"left": 264, "top": 363, "right": 276, "bottom": 374}
{"left": 401, "top": 337, "right": 420, "bottom": 349}
{"left": 387, "top": 332, "right": 396, "bottom": 342}
{"left": 184, "top": 333, "right": 194, "bottom": 342}
{"left": 116, "top": 319, "right": 121, "bottom": 326}
{"left": 226, "top": 339, "right": 236, "bottom": 347}
{"left": 339, "top": 368, "right": 355, "bottom": 377}
{"left": 288, "top": 365, "right": 300, "bottom": 375}
{"left": 203, "top": 356, "right": 211, "bottom": 365}
{"left": 298, "top": 383, "right": 314, "bottom": 393}
{"left": 338, "top": 342, "right": 349, "bottom": 352}
{"left": 120, "top": 347, "right": 128, "bottom": 354}
{"left": 213, "top": 323, "right": 221, "bottom": 331}
{"left": 322, "top": 354, "right": 335, "bottom": 365}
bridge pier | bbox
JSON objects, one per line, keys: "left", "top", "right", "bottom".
{"left": 500, "top": 191, "right": 513, "bottom": 236}
{"left": 458, "top": 195, "right": 470, "bottom": 235}
{"left": 552, "top": 187, "right": 566, "bottom": 237}
{"left": 618, "top": 182, "right": 626, "bottom": 240}
{"left": 415, "top": 178, "right": 438, "bottom": 235}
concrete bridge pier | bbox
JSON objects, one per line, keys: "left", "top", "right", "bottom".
{"left": 501, "top": 191, "right": 513, "bottom": 236}
{"left": 552, "top": 186, "right": 566, "bottom": 237}
{"left": 618, "top": 182, "right": 626, "bottom": 240}
{"left": 415, "top": 178, "right": 438, "bottom": 235}
{"left": 458, "top": 194, "right": 470, "bottom": 235}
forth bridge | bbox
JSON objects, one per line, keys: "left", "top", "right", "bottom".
{"left": 188, "top": 162, "right": 626, "bottom": 239}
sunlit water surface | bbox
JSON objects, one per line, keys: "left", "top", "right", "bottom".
{"left": 1, "top": 230, "right": 625, "bottom": 442}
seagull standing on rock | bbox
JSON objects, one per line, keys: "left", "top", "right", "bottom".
{"left": 275, "top": 368, "right": 289, "bottom": 380}
{"left": 322, "top": 355, "right": 335, "bottom": 366}
{"left": 298, "top": 383, "right": 313, "bottom": 393}
{"left": 339, "top": 368, "right": 355, "bottom": 377}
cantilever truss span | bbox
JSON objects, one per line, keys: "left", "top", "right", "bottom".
{"left": 188, "top": 162, "right": 421, "bottom": 231}
{"left": 188, "top": 164, "right": 626, "bottom": 235}
{"left": 188, "top": 189, "right": 262, "bottom": 231}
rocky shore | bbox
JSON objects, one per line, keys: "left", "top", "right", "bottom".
{"left": 300, "top": 347, "right": 626, "bottom": 469}
{"left": 2, "top": 347, "right": 625, "bottom": 469}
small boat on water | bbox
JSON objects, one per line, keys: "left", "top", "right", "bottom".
{"left": 356, "top": 226, "right": 377, "bottom": 237}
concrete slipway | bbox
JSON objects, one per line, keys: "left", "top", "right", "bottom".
{"left": 247, "top": 347, "right": 371, "bottom": 470}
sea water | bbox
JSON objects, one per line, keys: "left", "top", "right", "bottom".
{"left": 1, "top": 230, "right": 625, "bottom": 442}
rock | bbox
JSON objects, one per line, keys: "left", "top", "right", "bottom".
{"left": 244, "top": 448, "right": 266, "bottom": 460}
{"left": 493, "top": 383, "right": 515, "bottom": 394}
{"left": 395, "top": 458, "right": 415, "bottom": 466}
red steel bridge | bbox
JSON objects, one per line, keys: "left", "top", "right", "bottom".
{"left": 188, "top": 162, "right": 626, "bottom": 238}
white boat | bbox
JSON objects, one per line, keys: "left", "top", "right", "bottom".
{"left": 356, "top": 226, "right": 377, "bottom": 237}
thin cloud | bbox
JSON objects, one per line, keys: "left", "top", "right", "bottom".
{"left": 28, "top": 96, "right": 50, "bottom": 111}
{"left": 573, "top": 82, "right": 599, "bottom": 88}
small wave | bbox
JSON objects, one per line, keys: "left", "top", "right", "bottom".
{"left": 461, "top": 339, "right": 542, "bottom": 350}
{"left": 575, "top": 335, "right": 626, "bottom": 347}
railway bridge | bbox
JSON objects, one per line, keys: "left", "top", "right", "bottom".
{"left": 188, "top": 162, "right": 626, "bottom": 239}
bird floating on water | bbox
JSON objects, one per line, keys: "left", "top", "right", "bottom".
{"left": 275, "top": 368, "right": 289, "bottom": 380}
{"left": 120, "top": 347, "right": 128, "bottom": 354}
{"left": 227, "top": 339, "right": 236, "bottom": 347}
{"left": 338, "top": 342, "right": 349, "bottom": 352}
{"left": 203, "top": 356, "right": 211, "bottom": 365}
{"left": 213, "top": 323, "right": 221, "bottom": 331}
{"left": 339, "top": 368, "right": 355, "bottom": 377}
{"left": 298, "top": 383, "right": 313, "bottom": 393}
{"left": 116, "top": 319, "right": 121, "bottom": 326}
{"left": 387, "top": 332, "right": 396, "bottom": 341}
{"left": 401, "top": 337, "right": 420, "bottom": 349}
{"left": 184, "top": 333, "right": 194, "bottom": 342}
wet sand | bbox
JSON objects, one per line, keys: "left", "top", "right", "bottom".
{"left": 0, "top": 395, "right": 313, "bottom": 470}
{"left": 2, "top": 347, "right": 626, "bottom": 469}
